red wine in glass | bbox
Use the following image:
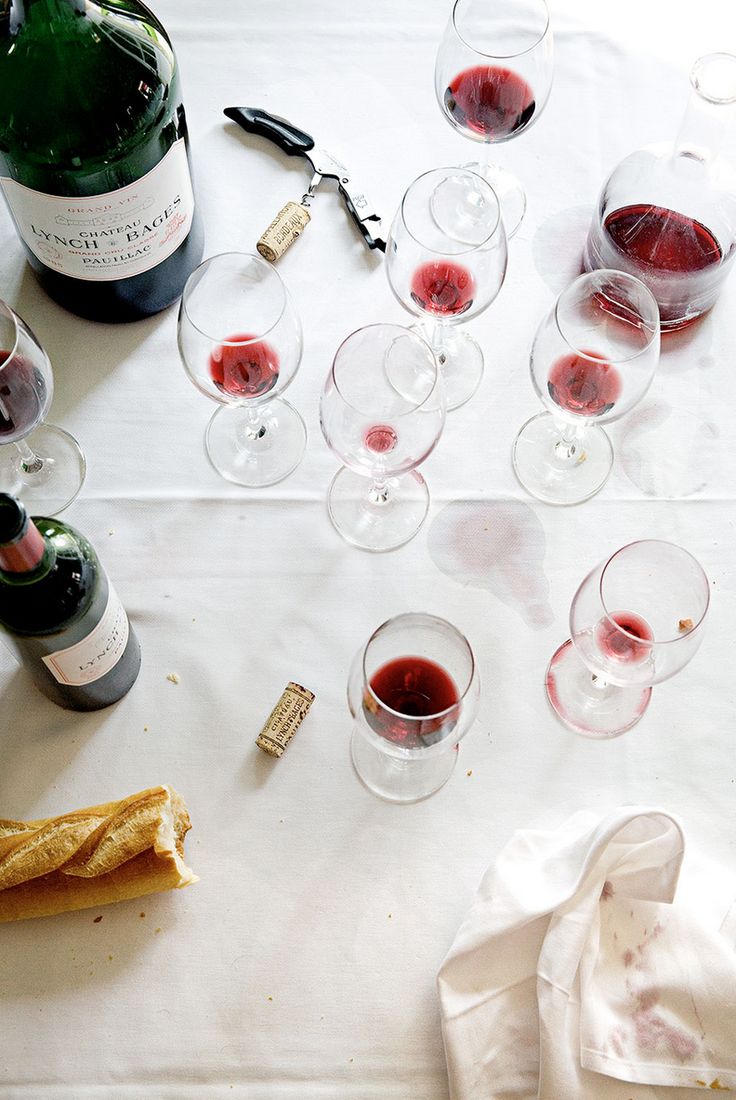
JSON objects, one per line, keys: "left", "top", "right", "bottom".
{"left": 364, "top": 655, "right": 460, "bottom": 748}
{"left": 585, "top": 204, "right": 724, "bottom": 330}
{"left": 595, "top": 611, "right": 653, "bottom": 664}
{"left": 209, "top": 333, "right": 279, "bottom": 398}
{"left": 444, "top": 65, "right": 535, "bottom": 140}
{"left": 547, "top": 349, "right": 622, "bottom": 417}
{"left": 0, "top": 353, "right": 47, "bottom": 442}
{"left": 364, "top": 425, "right": 398, "bottom": 454}
{"left": 411, "top": 260, "right": 476, "bottom": 317}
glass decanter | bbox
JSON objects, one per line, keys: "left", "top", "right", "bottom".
{"left": 584, "top": 53, "right": 736, "bottom": 332}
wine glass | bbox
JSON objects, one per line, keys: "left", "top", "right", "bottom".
{"left": 177, "top": 252, "right": 305, "bottom": 488}
{"left": 547, "top": 540, "right": 710, "bottom": 738}
{"left": 347, "top": 612, "right": 480, "bottom": 802}
{"left": 319, "top": 324, "right": 445, "bottom": 552}
{"left": 512, "top": 269, "right": 660, "bottom": 506}
{"left": 0, "top": 300, "right": 86, "bottom": 515}
{"left": 385, "top": 167, "right": 507, "bottom": 411}
{"left": 434, "top": 0, "right": 553, "bottom": 237}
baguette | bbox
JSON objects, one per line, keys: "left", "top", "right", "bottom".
{"left": 0, "top": 786, "right": 197, "bottom": 923}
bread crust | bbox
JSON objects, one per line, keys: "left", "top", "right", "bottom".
{"left": 0, "top": 786, "right": 197, "bottom": 923}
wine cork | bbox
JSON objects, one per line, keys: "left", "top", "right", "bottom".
{"left": 255, "top": 682, "right": 315, "bottom": 758}
{"left": 256, "top": 202, "right": 311, "bottom": 262}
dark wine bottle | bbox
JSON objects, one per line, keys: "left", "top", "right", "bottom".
{"left": 0, "top": 0, "right": 204, "bottom": 322}
{"left": 0, "top": 494, "right": 141, "bottom": 710}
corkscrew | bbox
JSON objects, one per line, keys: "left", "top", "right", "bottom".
{"left": 224, "top": 106, "right": 387, "bottom": 261}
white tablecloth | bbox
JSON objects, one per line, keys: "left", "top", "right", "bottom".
{"left": 1, "top": 1, "right": 735, "bottom": 1096}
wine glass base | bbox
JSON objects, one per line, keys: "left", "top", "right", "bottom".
{"left": 512, "top": 412, "right": 614, "bottom": 505}
{"left": 350, "top": 725, "right": 458, "bottom": 802}
{"left": 412, "top": 324, "right": 483, "bottom": 411}
{"left": 327, "top": 466, "right": 430, "bottom": 552}
{"left": 205, "top": 399, "right": 306, "bottom": 487}
{"left": 546, "top": 639, "right": 652, "bottom": 738}
{"left": 0, "top": 423, "right": 86, "bottom": 516}
{"left": 463, "top": 161, "right": 526, "bottom": 238}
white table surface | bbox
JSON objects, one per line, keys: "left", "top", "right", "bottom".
{"left": 1, "top": 1, "right": 735, "bottom": 1096}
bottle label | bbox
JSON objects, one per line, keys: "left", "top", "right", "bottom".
{"left": 42, "top": 584, "right": 130, "bottom": 686}
{"left": 0, "top": 140, "right": 194, "bottom": 282}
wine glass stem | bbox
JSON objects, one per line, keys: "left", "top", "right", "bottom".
{"left": 431, "top": 320, "right": 447, "bottom": 363}
{"left": 242, "top": 406, "right": 266, "bottom": 441}
{"left": 14, "top": 439, "right": 44, "bottom": 474}
{"left": 553, "top": 421, "right": 584, "bottom": 464}
{"left": 368, "top": 478, "right": 390, "bottom": 505}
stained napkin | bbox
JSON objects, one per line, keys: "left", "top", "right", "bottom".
{"left": 438, "top": 808, "right": 736, "bottom": 1099}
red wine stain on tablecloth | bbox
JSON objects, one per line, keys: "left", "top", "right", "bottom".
{"left": 427, "top": 500, "right": 553, "bottom": 628}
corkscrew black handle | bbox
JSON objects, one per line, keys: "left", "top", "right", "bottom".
{"left": 224, "top": 107, "right": 315, "bottom": 158}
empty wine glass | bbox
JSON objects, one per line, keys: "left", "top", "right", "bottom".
{"left": 512, "top": 269, "right": 660, "bottom": 506}
{"left": 178, "top": 252, "right": 305, "bottom": 487}
{"left": 547, "top": 540, "right": 710, "bottom": 738}
{"left": 386, "top": 167, "right": 507, "bottom": 411}
{"left": 434, "top": 0, "right": 553, "bottom": 236}
{"left": 0, "top": 300, "right": 86, "bottom": 515}
{"left": 319, "top": 324, "right": 445, "bottom": 552}
{"left": 347, "top": 612, "right": 480, "bottom": 801}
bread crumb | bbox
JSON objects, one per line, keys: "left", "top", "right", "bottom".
{"left": 466, "top": 769, "right": 473, "bottom": 777}
{"left": 166, "top": 673, "right": 180, "bottom": 684}
{"left": 108, "top": 529, "right": 115, "bottom": 536}
{"left": 267, "top": 995, "right": 273, "bottom": 1001}
{"left": 108, "top": 954, "right": 113, "bottom": 961}
{"left": 93, "top": 915, "right": 102, "bottom": 923}
{"left": 348, "top": 1057, "right": 354, "bottom": 1063}
{"left": 139, "top": 912, "right": 145, "bottom": 918}
{"left": 388, "top": 913, "right": 392, "bottom": 919}
{"left": 678, "top": 617, "right": 694, "bottom": 632}
{"left": 155, "top": 927, "right": 161, "bottom": 934}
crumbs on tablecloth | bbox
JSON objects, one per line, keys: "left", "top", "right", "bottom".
{"left": 466, "top": 769, "right": 473, "bottom": 777}
{"left": 678, "top": 618, "right": 694, "bottom": 632}
{"left": 93, "top": 915, "right": 102, "bottom": 923}
{"left": 166, "top": 673, "right": 180, "bottom": 684}
{"left": 139, "top": 912, "right": 145, "bottom": 918}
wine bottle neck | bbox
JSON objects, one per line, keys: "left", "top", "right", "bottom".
{"left": 674, "top": 54, "right": 736, "bottom": 165}
{"left": 0, "top": 514, "right": 54, "bottom": 578}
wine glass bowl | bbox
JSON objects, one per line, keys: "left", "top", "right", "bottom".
{"left": 386, "top": 167, "right": 507, "bottom": 411}
{"left": 320, "top": 324, "right": 445, "bottom": 552}
{"left": 435, "top": 0, "right": 553, "bottom": 235}
{"left": 347, "top": 612, "right": 480, "bottom": 801}
{"left": 177, "top": 251, "right": 305, "bottom": 488}
{"left": 512, "top": 269, "right": 660, "bottom": 505}
{"left": 547, "top": 540, "right": 710, "bottom": 738}
{"left": 0, "top": 300, "right": 86, "bottom": 515}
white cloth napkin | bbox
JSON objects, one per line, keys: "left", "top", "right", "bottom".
{"left": 438, "top": 808, "right": 736, "bottom": 1099}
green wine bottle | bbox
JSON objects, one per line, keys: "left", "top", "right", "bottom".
{"left": 0, "top": 494, "right": 141, "bottom": 710}
{"left": 0, "top": 0, "right": 204, "bottom": 322}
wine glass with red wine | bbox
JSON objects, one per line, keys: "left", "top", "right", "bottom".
{"left": 434, "top": 0, "right": 553, "bottom": 237}
{"left": 178, "top": 252, "right": 305, "bottom": 488}
{"left": 547, "top": 540, "right": 709, "bottom": 738}
{"left": 0, "top": 300, "right": 86, "bottom": 515}
{"left": 319, "top": 324, "right": 445, "bottom": 552}
{"left": 512, "top": 269, "right": 660, "bottom": 506}
{"left": 385, "top": 167, "right": 507, "bottom": 411}
{"left": 347, "top": 612, "right": 480, "bottom": 801}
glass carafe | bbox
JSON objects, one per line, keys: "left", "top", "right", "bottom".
{"left": 584, "top": 53, "right": 736, "bottom": 332}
